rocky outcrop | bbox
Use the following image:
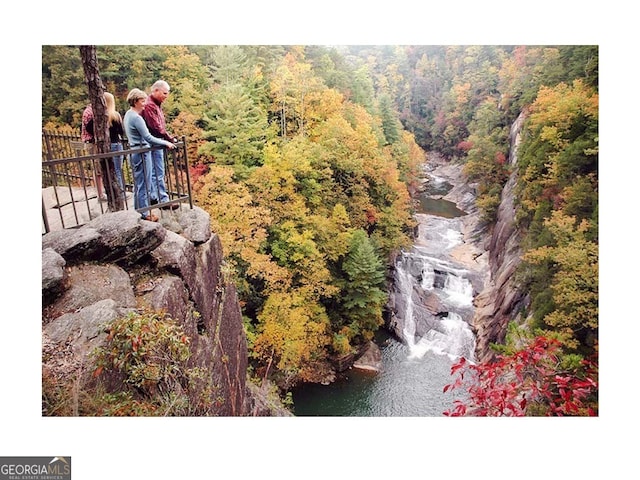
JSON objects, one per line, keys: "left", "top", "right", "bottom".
{"left": 244, "top": 381, "right": 294, "bottom": 417}
{"left": 352, "top": 341, "right": 383, "bottom": 372}
{"left": 42, "top": 207, "right": 255, "bottom": 416}
{"left": 471, "top": 111, "right": 529, "bottom": 363}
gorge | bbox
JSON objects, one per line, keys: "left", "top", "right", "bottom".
{"left": 41, "top": 112, "right": 528, "bottom": 417}
{"left": 293, "top": 112, "right": 527, "bottom": 416}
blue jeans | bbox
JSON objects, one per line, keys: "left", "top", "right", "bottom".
{"left": 129, "top": 150, "right": 154, "bottom": 218}
{"left": 150, "top": 148, "right": 169, "bottom": 203}
{"left": 110, "top": 142, "right": 124, "bottom": 190}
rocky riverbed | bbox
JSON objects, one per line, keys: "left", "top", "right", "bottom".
{"left": 422, "top": 153, "right": 490, "bottom": 294}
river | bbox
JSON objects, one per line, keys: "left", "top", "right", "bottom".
{"left": 292, "top": 160, "right": 485, "bottom": 416}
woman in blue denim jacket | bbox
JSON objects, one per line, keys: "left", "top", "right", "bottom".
{"left": 123, "top": 88, "right": 175, "bottom": 222}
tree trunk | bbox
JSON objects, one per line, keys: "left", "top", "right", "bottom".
{"left": 79, "top": 45, "right": 124, "bottom": 211}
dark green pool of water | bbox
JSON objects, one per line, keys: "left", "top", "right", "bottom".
{"left": 417, "top": 197, "right": 466, "bottom": 218}
{"left": 416, "top": 176, "right": 466, "bottom": 218}
{"left": 291, "top": 332, "right": 462, "bottom": 417}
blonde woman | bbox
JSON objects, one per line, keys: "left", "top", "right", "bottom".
{"left": 104, "top": 92, "right": 125, "bottom": 191}
{"left": 123, "top": 88, "right": 175, "bottom": 222}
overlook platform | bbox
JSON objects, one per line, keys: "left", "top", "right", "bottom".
{"left": 42, "top": 130, "right": 193, "bottom": 234}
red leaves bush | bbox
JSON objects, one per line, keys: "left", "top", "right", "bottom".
{"left": 189, "top": 163, "right": 209, "bottom": 187}
{"left": 443, "top": 336, "right": 598, "bottom": 416}
{"left": 457, "top": 140, "right": 474, "bottom": 152}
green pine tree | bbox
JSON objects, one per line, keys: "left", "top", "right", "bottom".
{"left": 199, "top": 83, "right": 269, "bottom": 178}
{"left": 339, "top": 229, "right": 388, "bottom": 338}
{"left": 378, "top": 93, "right": 401, "bottom": 145}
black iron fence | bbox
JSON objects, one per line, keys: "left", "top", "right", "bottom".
{"left": 42, "top": 129, "right": 193, "bottom": 234}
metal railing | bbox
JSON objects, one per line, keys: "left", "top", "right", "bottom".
{"left": 42, "top": 128, "right": 82, "bottom": 162}
{"left": 42, "top": 130, "right": 193, "bottom": 234}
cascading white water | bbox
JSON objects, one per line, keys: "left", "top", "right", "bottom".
{"left": 443, "top": 228, "right": 464, "bottom": 249}
{"left": 398, "top": 261, "right": 476, "bottom": 361}
{"left": 408, "top": 313, "right": 476, "bottom": 361}
{"left": 444, "top": 275, "right": 473, "bottom": 307}
{"left": 420, "top": 262, "right": 435, "bottom": 290}
{"left": 396, "top": 265, "right": 418, "bottom": 351}
{"left": 394, "top": 211, "right": 477, "bottom": 363}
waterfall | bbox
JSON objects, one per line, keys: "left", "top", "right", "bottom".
{"left": 408, "top": 313, "right": 476, "bottom": 361}
{"left": 396, "top": 263, "right": 418, "bottom": 350}
{"left": 420, "top": 263, "right": 435, "bottom": 290}
{"left": 391, "top": 211, "right": 477, "bottom": 363}
{"left": 443, "top": 274, "right": 473, "bottom": 308}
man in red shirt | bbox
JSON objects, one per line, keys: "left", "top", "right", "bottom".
{"left": 81, "top": 104, "right": 94, "bottom": 143}
{"left": 141, "top": 80, "right": 178, "bottom": 209}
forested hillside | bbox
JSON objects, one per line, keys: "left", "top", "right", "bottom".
{"left": 42, "top": 45, "right": 598, "bottom": 414}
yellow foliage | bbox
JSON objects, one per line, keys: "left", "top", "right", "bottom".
{"left": 332, "top": 332, "right": 353, "bottom": 356}
{"left": 194, "top": 164, "right": 290, "bottom": 291}
{"left": 307, "top": 208, "right": 352, "bottom": 262}
{"left": 529, "top": 80, "right": 598, "bottom": 134}
{"left": 452, "top": 82, "right": 471, "bottom": 105}
{"left": 253, "top": 290, "right": 331, "bottom": 378}
{"left": 523, "top": 211, "right": 598, "bottom": 344}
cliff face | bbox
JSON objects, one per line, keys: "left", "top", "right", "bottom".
{"left": 42, "top": 207, "right": 255, "bottom": 415}
{"left": 472, "top": 112, "right": 529, "bottom": 363}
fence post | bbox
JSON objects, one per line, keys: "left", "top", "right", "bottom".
{"left": 181, "top": 137, "right": 193, "bottom": 209}
{"left": 43, "top": 130, "right": 54, "bottom": 161}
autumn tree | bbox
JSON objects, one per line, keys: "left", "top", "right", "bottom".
{"left": 307, "top": 204, "right": 353, "bottom": 263}
{"left": 516, "top": 76, "right": 599, "bottom": 336}
{"left": 517, "top": 79, "right": 598, "bottom": 231}
{"left": 159, "top": 46, "right": 211, "bottom": 164}
{"left": 270, "top": 52, "right": 325, "bottom": 138}
{"left": 522, "top": 211, "right": 598, "bottom": 356}
{"left": 253, "top": 289, "right": 332, "bottom": 385}
{"left": 193, "top": 164, "right": 290, "bottom": 305}
{"left": 444, "top": 336, "right": 597, "bottom": 416}
{"left": 246, "top": 142, "right": 312, "bottom": 226}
